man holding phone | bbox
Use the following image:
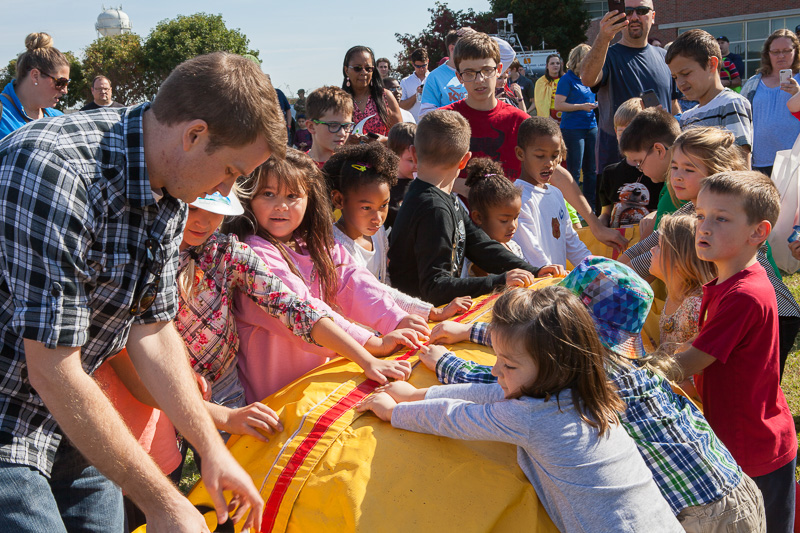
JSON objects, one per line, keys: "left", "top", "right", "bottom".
{"left": 581, "top": 0, "right": 680, "bottom": 173}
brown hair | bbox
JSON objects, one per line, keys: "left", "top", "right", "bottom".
{"left": 445, "top": 30, "right": 460, "bottom": 50}
{"left": 566, "top": 44, "right": 591, "bottom": 76}
{"left": 544, "top": 54, "right": 564, "bottom": 82}
{"left": 665, "top": 29, "right": 722, "bottom": 71}
{"left": 758, "top": 29, "right": 800, "bottom": 76}
{"left": 387, "top": 122, "right": 416, "bottom": 156}
{"left": 92, "top": 75, "right": 111, "bottom": 88}
{"left": 667, "top": 127, "right": 748, "bottom": 206}
{"left": 306, "top": 85, "right": 354, "bottom": 122}
{"left": 414, "top": 109, "right": 471, "bottom": 167}
{"left": 618, "top": 107, "right": 680, "bottom": 154}
{"left": 490, "top": 287, "right": 625, "bottom": 437}
{"left": 224, "top": 149, "right": 339, "bottom": 302}
{"left": 452, "top": 32, "right": 500, "bottom": 71}
{"left": 15, "top": 32, "right": 69, "bottom": 81}
{"left": 613, "top": 97, "right": 644, "bottom": 129}
{"left": 465, "top": 158, "right": 521, "bottom": 219}
{"left": 656, "top": 214, "right": 716, "bottom": 300}
{"left": 409, "top": 48, "right": 429, "bottom": 63}
{"left": 150, "top": 52, "right": 287, "bottom": 157}
{"left": 699, "top": 171, "right": 781, "bottom": 228}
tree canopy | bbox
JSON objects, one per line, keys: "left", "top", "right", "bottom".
{"left": 83, "top": 33, "right": 147, "bottom": 106}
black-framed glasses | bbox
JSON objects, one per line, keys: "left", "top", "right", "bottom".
{"left": 348, "top": 65, "right": 374, "bottom": 73}
{"left": 130, "top": 238, "right": 165, "bottom": 316}
{"left": 41, "top": 72, "right": 71, "bottom": 89}
{"left": 459, "top": 66, "right": 498, "bottom": 82}
{"left": 312, "top": 120, "right": 355, "bottom": 134}
{"left": 625, "top": 6, "right": 653, "bottom": 17}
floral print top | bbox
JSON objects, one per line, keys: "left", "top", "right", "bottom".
{"left": 176, "top": 232, "right": 326, "bottom": 383}
{"left": 659, "top": 293, "right": 702, "bottom": 345}
{"left": 353, "top": 93, "right": 389, "bottom": 136}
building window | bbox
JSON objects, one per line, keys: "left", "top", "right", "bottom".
{"left": 585, "top": 1, "right": 606, "bottom": 20}
{"left": 678, "top": 15, "right": 800, "bottom": 79}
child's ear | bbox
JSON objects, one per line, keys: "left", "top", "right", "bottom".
{"left": 471, "top": 209, "right": 483, "bottom": 226}
{"left": 515, "top": 146, "right": 525, "bottom": 162}
{"left": 331, "top": 189, "right": 344, "bottom": 210}
{"left": 458, "top": 151, "right": 472, "bottom": 170}
{"left": 707, "top": 56, "right": 720, "bottom": 72}
{"left": 306, "top": 120, "right": 316, "bottom": 135}
{"left": 654, "top": 142, "right": 670, "bottom": 160}
{"left": 749, "top": 219, "right": 772, "bottom": 245}
{"left": 409, "top": 145, "right": 419, "bottom": 166}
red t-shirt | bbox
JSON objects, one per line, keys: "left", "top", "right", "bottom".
{"left": 792, "top": 110, "right": 800, "bottom": 122}
{"left": 692, "top": 262, "right": 797, "bottom": 477}
{"left": 442, "top": 99, "right": 529, "bottom": 181}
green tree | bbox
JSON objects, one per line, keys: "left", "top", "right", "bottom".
{"left": 0, "top": 53, "right": 86, "bottom": 111}
{"left": 83, "top": 33, "right": 147, "bottom": 106}
{"left": 394, "top": 2, "right": 494, "bottom": 77}
{"left": 143, "top": 13, "right": 258, "bottom": 98}
{"left": 0, "top": 59, "right": 16, "bottom": 91}
{"left": 489, "top": 0, "right": 590, "bottom": 60}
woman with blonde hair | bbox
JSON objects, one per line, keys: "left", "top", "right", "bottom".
{"left": 0, "top": 32, "right": 70, "bottom": 138}
{"left": 554, "top": 44, "right": 599, "bottom": 206}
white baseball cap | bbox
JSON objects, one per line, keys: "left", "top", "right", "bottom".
{"left": 190, "top": 191, "right": 244, "bottom": 216}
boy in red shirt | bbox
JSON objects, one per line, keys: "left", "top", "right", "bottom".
{"left": 674, "top": 171, "right": 796, "bottom": 532}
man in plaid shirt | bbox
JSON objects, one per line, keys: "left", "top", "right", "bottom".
{"left": 0, "top": 53, "right": 287, "bottom": 532}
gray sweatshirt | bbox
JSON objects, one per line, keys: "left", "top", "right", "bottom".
{"left": 392, "top": 383, "right": 682, "bottom": 533}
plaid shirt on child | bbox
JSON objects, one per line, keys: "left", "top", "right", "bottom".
{"left": 436, "top": 321, "right": 743, "bottom": 514}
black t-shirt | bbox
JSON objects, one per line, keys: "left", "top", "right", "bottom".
{"left": 385, "top": 177, "right": 413, "bottom": 231}
{"left": 598, "top": 159, "right": 663, "bottom": 212}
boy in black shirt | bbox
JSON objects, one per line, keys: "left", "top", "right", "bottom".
{"left": 388, "top": 110, "right": 563, "bottom": 305}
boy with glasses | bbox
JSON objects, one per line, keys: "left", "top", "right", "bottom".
{"left": 399, "top": 48, "right": 429, "bottom": 121}
{"left": 305, "top": 86, "right": 354, "bottom": 167}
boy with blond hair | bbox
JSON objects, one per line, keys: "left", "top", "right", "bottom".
{"left": 675, "top": 172, "right": 796, "bottom": 532}
{"left": 306, "top": 86, "right": 354, "bottom": 167}
{"left": 387, "top": 110, "right": 562, "bottom": 305}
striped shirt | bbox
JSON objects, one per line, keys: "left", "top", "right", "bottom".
{"left": 624, "top": 202, "right": 800, "bottom": 318}
{"left": 0, "top": 104, "right": 185, "bottom": 475}
{"left": 679, "top": 88, "right": 753, "bottom": 148}
{"left": 436, "top": 321, "right": 743, "bottom": 514}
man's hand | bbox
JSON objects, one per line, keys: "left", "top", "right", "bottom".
{"left": 505, "top": 268, "right": 535, "bottom": 287}
{"left": 597, "top": 10, "right": 628, "bottom": 43}
{"left": 429, "top": 321, "right": 472, "bottom": 345}
{"left": 200, "top": 449, "right": 265, "bottom": 530}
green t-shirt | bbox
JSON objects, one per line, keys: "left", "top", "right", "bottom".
{"left": 654, "top": 186, "right": 686, "bottom": 227}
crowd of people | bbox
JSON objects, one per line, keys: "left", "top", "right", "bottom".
{"left": 1, "top": 0, "right": 800, "bottom": 531}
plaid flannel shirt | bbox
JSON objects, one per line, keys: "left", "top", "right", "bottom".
{"left": 0, "top": 103, "right": 186, "bottom": 476}
{"left": 177, "top": 232, "right": 327, "bottom": 383}
{"left": 436, "top": 321, "right": 743, "bottom": 514}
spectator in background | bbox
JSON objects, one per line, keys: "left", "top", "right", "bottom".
{"left": 81, "top": 75, "right": 124, "bottom": 111}
{"left": 292, "top": 113, "right": 313, "bottom": 151}
{"left": 648, "top": 37, "right": 663, "bottom": 47}
{"left": 384, "top": 78, "right": 416, "bottom": 123}
{"left": 555, "top": 44, "right": 598, "bottom": 208}
{"left": 741, "top": 29, "right": 800, "bottom": 176}
{"left": 342, "top": 45, "right": 402, "bottom": 140}
{"left": 507, "top": 59, "right": 534, "bottom": 112}
{"left": 581, "top": 0, "right": 680, "bottom": 174}
{"left": 716, "top": 36, "right": 744, "bottom": 91}
{"left": 0, "top": 32, "right": 68, "bottom": 139}
{"left": 275, "top": 87, "right": 292, "bottom": 141}
{"left": 533, "top": 54, "right": 564, "bottom": 122}
{"left": 399, "top": 48, "right": 429, "bottom": 121}
{"left": 377, "top": 58, "right": 392, "bottom": 80}
{"left": 294, "top": 88, "right": 307, "bottom": 116}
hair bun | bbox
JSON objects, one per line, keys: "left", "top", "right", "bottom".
{"left": 25, "top": 32, "right": 53, "bottom": 52}
{"left": 464, "top": 157, "right": 504, "bottom": 188}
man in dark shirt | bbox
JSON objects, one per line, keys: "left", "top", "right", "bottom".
{"left": 80, "top": 75, "right": 124, "bottom": 111}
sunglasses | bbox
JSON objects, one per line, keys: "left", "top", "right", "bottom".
{"left": 413, "top": 63, "right": 428, "bottom": 69}
{"left": 41, "top": 72, "right": 71, "bottom": 89}
{"left": 348, "top": 65, "right": 374, "bottom": 73}
{"left": 625, "top": 6, "right": 653, "bottom": 16}
{"left": 312, "top": 119, "right": 355, "bottom": 134}
{"left": 130, "top": 238, "right": 165, "bottom": 316}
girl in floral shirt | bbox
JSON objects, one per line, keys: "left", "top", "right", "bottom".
{"left": 177, "top": 192, "right": 413, "bottom": 440}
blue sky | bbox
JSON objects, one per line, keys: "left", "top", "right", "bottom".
{"left": 0, "top": 0, "right": 491, "bottom": 99}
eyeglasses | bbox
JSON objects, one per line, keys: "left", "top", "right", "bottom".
{"left": 312, "top": 120, "right": 355, "bottom": 133}
{"left": 413, "top": 63, "right": 428, "bottom": 69}
{"left": 635, "top": 148, "right": 652, "bottom": 172}
{"left": 348, "top": 65, "right": 374, "bottom": 73}
{"left": 41, "top": 72, "right": 71, "bottom": 89}
{"left": 459, "top": 66, "right": 498, "bottom": 82}
{"left": 130, "top": 238, "right": 165, "bottom": 316}
{"left": 769, "top": 49, "right": 795, "bottom": 57}
{"left": 625, "top": 6, "right": 653, "bottom": 16}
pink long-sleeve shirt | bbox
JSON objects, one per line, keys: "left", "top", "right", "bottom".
{"left": 234, "top": 235, "right": 407, "bottom": 403}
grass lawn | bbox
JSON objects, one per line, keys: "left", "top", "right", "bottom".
{"left": 781, "top": 272, "right": 800, "bottom": 481}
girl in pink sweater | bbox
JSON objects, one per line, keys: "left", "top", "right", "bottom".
{"left": 227, "top": 149, "right": 430, "bottom": 403}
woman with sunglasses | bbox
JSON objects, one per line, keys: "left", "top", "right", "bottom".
{"left": 0, "top": 32, "right": 70, "bottom": 139}
{"left": 342, "top": 46, "right": 402, "bottom": 143}
{"left": 741, "top": 29, "right": 800, "bottom": 176}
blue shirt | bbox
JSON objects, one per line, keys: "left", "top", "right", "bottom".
{"left": 750, "top": 73, "right": 800, "bottom": 167}
{"left": 0, "top": 81, "right": 63, "bottom": 140}
{"left": 555, "top": 70, "right": 597, "bottom": 130}
{"left": 592, "top": 44, "right": 677, "bottom": 171}
{"left": 420, "top": 63, "right": 467, "bottom": 112}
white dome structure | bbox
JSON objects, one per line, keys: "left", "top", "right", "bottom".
{"left": 95, "top": 7, "right": 132, "bottom": 37}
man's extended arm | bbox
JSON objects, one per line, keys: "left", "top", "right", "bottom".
{"left": 580, "top": 11, "right": 627, "bottom": 88}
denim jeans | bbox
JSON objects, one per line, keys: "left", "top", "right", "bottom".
{"left": 0, "top": 438, "right": 123, "bottom": 532}
{"left": 561, "top": 127, "right": 598, "bottom": 211}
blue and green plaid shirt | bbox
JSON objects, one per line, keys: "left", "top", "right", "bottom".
{"left": 436, "top": 322, "right": 743, "bottom": 514}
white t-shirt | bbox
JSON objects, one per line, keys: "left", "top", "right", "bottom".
{"left": 512, "top": 180, "right": 591, "bottom": 268}
{"left": 400, "top": 71, "right": 428, "bottom": 121}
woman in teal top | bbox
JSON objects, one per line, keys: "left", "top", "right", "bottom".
{"left": 0, "top": 32, "right": 69, "bottom": 139}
